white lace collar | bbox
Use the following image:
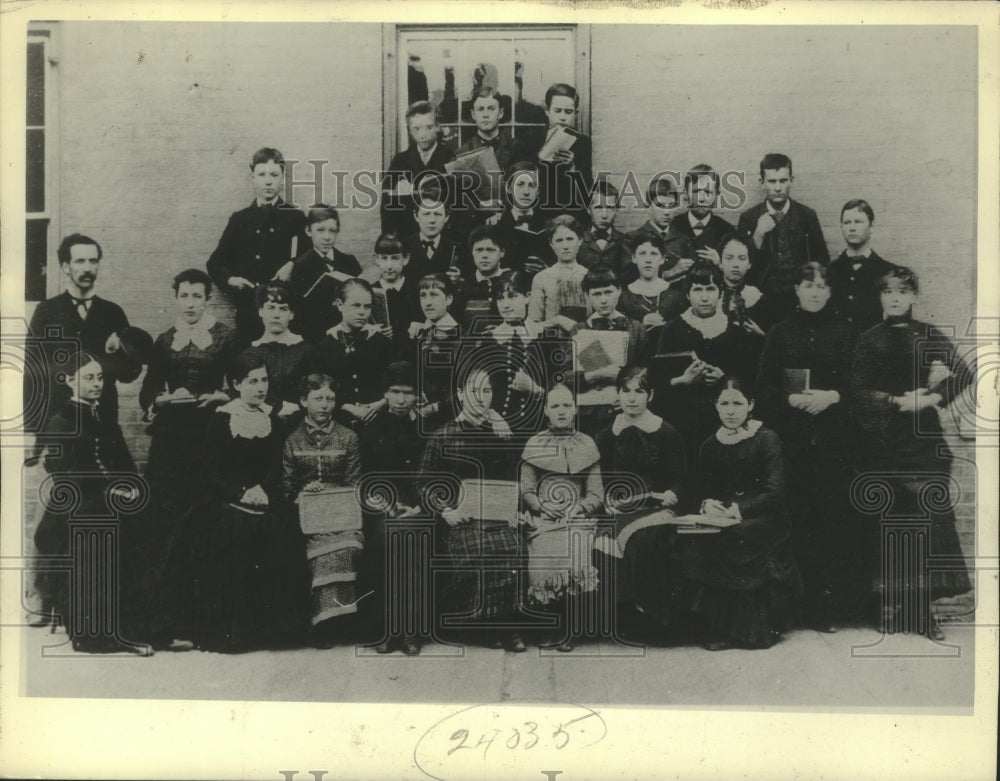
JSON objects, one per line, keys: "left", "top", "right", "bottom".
{"left": 715, "top": 418, "right": 762, "bottom": 445}
{"left": 611, "top": 410, "right": 663, "bottom": 436}
{"left": 172, "top": 313, "right": 217, "bottom": 351}
{"left": 627, "top": 278, "right": 671, "bottom": 296}
{"left": 252, "top": 329, "right": 303, "bottom": 346}
{"left": 326, "top": 322, "right": 381, "bottom": 340}
{"left": 219, "top": 398, "right": 273, "bottom": 439}
{"left": 681, "top": 307, "right": 729, "bottom": 340}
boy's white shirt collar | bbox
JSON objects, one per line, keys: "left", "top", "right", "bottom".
{"left": 422, "top": 312, "right": 459, "bottom": 330}
{"left": 418, "top": 234, "right": 440, "bottom": 248}
{"left": 688, "top": 211, "right": 712, "bottom": 229}
{"left": 256, "top": 196, "right": 280, "bottom": 208}
{"left": 766, "top": 199, "right": 791, "bottom": 217}
{"left": 845, "top": 246, "right": 873, "bottom": 260}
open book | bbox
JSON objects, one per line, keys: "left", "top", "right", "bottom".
{"left": 538, "top": 126, "right": 583, "bottom": 162}
{"left": 573, "top": 329, "right": 629, "bottom": 406}
{"left": 304, "top": 270, "right": 356, "bottom": 300}
{"left": 445, "top": 145, "right": 503, "bottom": 206}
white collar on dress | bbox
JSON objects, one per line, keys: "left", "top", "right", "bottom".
{"left": 172, "top": 313, "right": 217, "bottom": 351}
{"left": 715, "top": 418, "right": 762, "bottom": 445}
{"left": 252, "top": 330, "right": 303, "bottom": 346}
{"left": 681, "top": 307, "right": 729, "bottom": 340}
{"left": 627, "top": 278, "right": 670, "bottom": 296}
{"left": 421, "top": 313, "right": 459, "bottom": 331}
{"left": 219, "top": 398, "right": 273, "bottom": 439}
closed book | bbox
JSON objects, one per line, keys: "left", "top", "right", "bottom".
{"left": 783, "top": 368, "right": 810, "bottom": 395}
{"left": 650, "top": 350, "right": 696, "bottom": 381}
{"left": 458, "top": 478, "right": 519, "bottom": 523}
{"left": 298, "top": 486, "right": 362, "bottom": 535}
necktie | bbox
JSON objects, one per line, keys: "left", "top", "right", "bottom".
{"left": 72, "top": 297, "right": 91, "bottom": 321}
{"left": 422, "top": 240, "right": 436, "bottom": 255}
{"left": 483, "top": 136, "right": 500, "bottom": 148}
{"left": 593, "top": 229, "right": 610, "bottom": 241}
{"left": 513, "top": 212, "right": 532, "bottom": 227}
{"left": 693, "top": 223, "right": 705, "bottom": 235}
{"left": 772, "top": 210, "right": 784, "bottom": 226}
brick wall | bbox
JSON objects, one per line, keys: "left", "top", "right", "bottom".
{"left": 28, "top": 22, "right": 978, "bottom": 612}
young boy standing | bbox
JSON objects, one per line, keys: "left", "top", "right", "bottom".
{"left": 382, "top": 101, "right": 456, "bottom": 237}
{"left": 625, "top": 175, "right": 697, "bottom": 285}
{"left": 736, "top": 153, "right": 829, "bottom": 323}
{"left": 458, "top": 86, "right": 525, "bottom": 174}
{"left": 289, "top": 205, "right": 362, "bottom": 343}
{"left": 669, "top": 164, "right": 735, "bottom": 264}
{"left": 402, "top": 198, "right": 467, "bottom": 284}
{"left": 370, "top": 233, "right": 420, "bottom": 356}
{"left": 490, "top": 162, "right": 553, "bottom": 278}
{"left": 577, "top": 180, "right": 630, "bottom": 277}
{"left": 207, "top": 147, "right": 312, "bottom": 347}
{"left": 827, "top": 199, "right": 894, "bottom": 332}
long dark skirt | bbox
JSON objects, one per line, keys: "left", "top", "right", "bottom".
{"left": 172, "top": 501, "right": 310, "bottom": 653}
{"left": 671, "top": 530, "right": 802, "bottom": 647}
{"left": 445, "top": 519, "right": 522, "bottom": 624}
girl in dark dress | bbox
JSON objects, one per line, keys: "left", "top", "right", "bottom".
{"left": 183, "top": 353, "right": 309, "bottom": 652}
{"left": 757, "top": 261, "right": 862, "bottom": 631}
{"left": 673, "top": 378, "right": 802, "bottom": 650}
{"left": 315, "top": 279, "right": 394, "bottom": 430}
{"left": 417, "top": 363, "right": 526, "bottom": 651}
{"left": 593, "top": 365, "right": 687, "bottom": 638}
{"left": 242, "top": 282, "right": 318, "bottom": 420}
{"left": 35, "top": 352, "right": 153, "bottom": 655}
{"left": 473, "top": 270, "right": 550, "bottom": 436}
{"left": 851, "top": 266, "right": 972, "bottom": 640}
{"left": 617, "top": 235, "right": 687, "bottom": 331}
{"left": 140, "top": 269, "right": 235, "bottom": 641}
{"left": 650, "top": 262, "right": 761, "bottom": 466}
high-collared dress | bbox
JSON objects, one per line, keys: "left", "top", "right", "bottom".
{"left": 315, "top": 323, "right": 394, "bottom": 428}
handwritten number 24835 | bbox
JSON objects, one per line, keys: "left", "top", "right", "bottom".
{"left": 449, "top": 720, "right": 569, "bottom": 758}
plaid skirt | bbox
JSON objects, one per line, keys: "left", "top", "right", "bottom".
{"left": 445, "top": 519, "right": 522, "bottom": 621}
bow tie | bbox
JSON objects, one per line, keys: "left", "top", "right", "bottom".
{"left": 71, "top": 297, "right": 93, "bottom": 320}
{"left": 421, "top": 240, "right": 436, "bottom": 253}
{"left": 513, "top": 212, "right": 533, "bottom": 226}
{"left": 692, "top": 223, "right": 706, "bottom": 233}
{"left": 593, "top": 229, "right": 610, "bottom": 241}
{"left": 481, "top": 136, "right": 500, "bottom": 148}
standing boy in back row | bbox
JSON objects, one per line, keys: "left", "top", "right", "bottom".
{"left": 207, "top": 147, "right": 312, "bottom": 347}
{"left": 737, "top": 153, "right": 829, "bottom": 327}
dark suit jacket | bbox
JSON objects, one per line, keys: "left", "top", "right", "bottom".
{"left": 736, "top": 199, "right": 830, "bottom": 320}
{"left": 401, "top": 232, "right": 467, "bottom": 282}
{"left": 669, "top": 212, "right": 736, "bottom": 255}
{"left": 827, "top": 249, "right": 894, "bottom": 332}
{"left": 382, "top": 142, "right": 456, "bottom": 236}
{"left": 577, "top": 227, "right": 630, "bottom": 278}
{"left": 26, "top": 291, "right": 130, "bottom": 429}
{"left": 493, "top": 209, "right": 555, "bottom": 279}
{"left": 289, "top": 247, "right": 363, "bottom": 342}
{"left": 457, "top": 129, "right": 528, "bottom": 178}
{"left": 371, "top": 279, "right": 421, "bottom": 357}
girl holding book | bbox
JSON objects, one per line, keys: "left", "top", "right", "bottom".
{"left": 617, "top": 235, "right": 688, "bottom": 332}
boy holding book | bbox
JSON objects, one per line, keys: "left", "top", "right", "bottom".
{"left": 577, "top": 180, "right": 630, "bottom": 277}
{"left": 369, "top": 233, "right": 420, "bottom": 356}
{"left": 669, "top": 164, "right": 735, "bottom": 264}
{"left": 625, "top": 175, "right": 697, "bottom": 286}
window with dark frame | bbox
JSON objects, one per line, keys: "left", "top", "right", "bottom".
{"left": 26, "top": 29, "right": 51, "bottom": 303}
{"left": 389, "top": 25, "right": 588, "bottom": 160}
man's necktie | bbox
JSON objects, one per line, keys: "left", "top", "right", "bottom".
{"left": 593, "top": 229, "right": 610, "bottom": 241}
{"left": 421, "top": 240, "right": 436, "bottom": 255}
{"left": 772, "top": 211, "right": 784, "bottom": 226}
{"left": 513, "top": 212, "right": 532, "bottom": 227}
{"left": 72, "top": 297, "right": 91, "bottom": 321}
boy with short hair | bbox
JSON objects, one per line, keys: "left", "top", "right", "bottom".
{"left": 736, "top": 153, "right": 830, "bottom": 322}
{"left": 571, "top": 265, "right": 646, "bottom": 436}
{"left": 625, "top": 175, "right": 697, "bottom": 285}
{"left": 490, "top": 161, "right": 553, "bottom": 277}
{"left": 369, "top": 233, "right": 420, "bottom": 356}
{"left": 577, "top": 180, "right": 629, "bottom": 277}
{"left": 827, "top": 199, "right": 894, "bottom": 332}
{"left": 382, "top": 101, "right": 456, "bottom": 236}
{"left": 207, "top": 146, "right": 312, "bottom": 346}
{"left": 401, "top": 195, "right": 467, "bottom": 284}
{"left": 528, "top": 83, "right": 593, "bottom": 218}
{"left": 669, "top": 164, "right": 736, "bottom": 264}
{"left": 289, "top": 204, "right": 362, "bottom": 343}
{"left": 458, "top": 86, "right": 525, "bottom": 174}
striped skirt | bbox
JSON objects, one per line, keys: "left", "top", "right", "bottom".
{"left": 306, "top": 530, "right": 366, "bottom": 625}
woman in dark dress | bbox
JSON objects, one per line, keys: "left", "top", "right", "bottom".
{"left": 315, "top": 278, "right": 394, "bottom": 430}
{"left": 851, "top": 265, "right": 972, "bottom": 640}
{"left": 140, "top": 269, "right": 235, "bottom": 641}
{"left": 672, "top": 378, "right": 802, "bottom": 650}
{"left": 650, "top": 262, "right": 761, "bottom": 467}
{"left": 183, "top": 353, "right": 309, "bottom": 652}
{"left": 241, "top": 282, "right": 318, "bottom": 420}
{"left": 35, "top": 351, "right": 153, "bottom": 654}
{"left": 757, "top": 261, "right": 862, "bottom": 631}
{"left": 417, "top": 363, "right": 526, "bottom": 651}
{"left": 593, "top": 365, "right": 687, "bottom": 638}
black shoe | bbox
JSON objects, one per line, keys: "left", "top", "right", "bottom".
{"left": 508, "top": 633, "right": 527, "bottom": 653}
{"left": 927, "top": 616, "right": 946, "bottom": 641}
{"left": 401, "top": 636, "right": 422, "bottom": 656}
{"left": 374, "top": 638, "right": 397, "bottom": 654}
{"left": 703, "top": 638, "right": 733, "bottom": 652}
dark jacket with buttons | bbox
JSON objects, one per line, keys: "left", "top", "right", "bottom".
{"left": 826, "top": 250, "right": 894, "bottom": 332}
{"left": 314, "top": 327, "right": 394, "bottom": 426}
